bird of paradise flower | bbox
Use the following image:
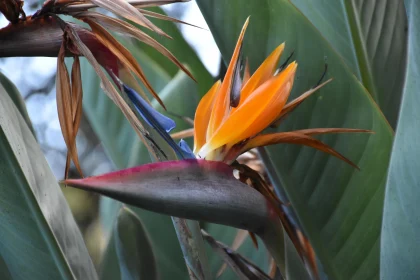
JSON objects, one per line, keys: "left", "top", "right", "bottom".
{"left": 62, "top": 16, "right": 372, "bottom": 278}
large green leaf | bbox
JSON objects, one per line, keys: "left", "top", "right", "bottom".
{"left": 290, "top": 0, "right": 407, "bottom": 127}
{"left": 0, "top": 82, "right": 97, "bottom": 279}
{"left": 0, "top": 72, "right": 34, "bottom": 134}
{"left": 380, "top": 1, "right": 420, "bottom": 278}
{"left": 196, "top": 1, "right": 393, "bottom": 279}
{"left": 114, "top": 207, "right": 157, "bottom": 280}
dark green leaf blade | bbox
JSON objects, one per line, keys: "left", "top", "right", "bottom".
{"left": 290, "top": 0, "right": 407, "bottom": 127}
{"left": 114, "top": 207, "right": 157, "bottom": 280}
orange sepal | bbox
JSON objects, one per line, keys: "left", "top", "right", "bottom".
{"left": 193, "top": 80, "right": 221, "bottom": 153}
{"left": 234, "top": 43, "right": 284, "bottom": 109}
{"left": 207, "top": 17, "right": 249, "bottom": 138}
{"left": 199, "top": 62, "right": 297, "bottom": 158}
{"left": 242, "top": 57, "right": 251, "bottom": 85}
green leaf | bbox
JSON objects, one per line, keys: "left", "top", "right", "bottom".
{"left": 0, "top": 72, "right": 35, "bottom": 135}
{"left": 0, "top": 83, "right": 97, "bottom": 279}
{"left": 196, "top": 1, "right": 393, "bottom": 279}
{"left": 99, "top": 201, "right": 187, "bottom": 280}
{"left": 380, "top": 1, "right": 420, "bottom": 278}
{"left": 289, "top": 0, "right": 407, "bottom": 127}
{"left": 114, "top": 207, "right": 157, "bottom": 280}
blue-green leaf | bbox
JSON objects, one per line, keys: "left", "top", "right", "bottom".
{"left": 380, "top": 1, "right": 420, "bottom": 278}
{"left": 0, "top": 81, "right": 97, "bottom": 280}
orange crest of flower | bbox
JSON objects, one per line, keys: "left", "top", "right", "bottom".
{"left": 193, "top": 18, "right": 371, "bottom": 167}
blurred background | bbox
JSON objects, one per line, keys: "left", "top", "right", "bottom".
{"left": 0, "top": 0, "right": 221, "bottom": 267}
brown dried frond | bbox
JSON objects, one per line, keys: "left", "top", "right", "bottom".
{"left": 0, "top": 0, "right": 25, "bottom": 23}
{"left": 139, "top": 9, "right": 205, "bottom": 30}
{"left": 63, "top": 24, "right": 159, "bottom": 161}
{"left": 56, "top": 41, "right": 83, "bottom": 178}
{"left": 82, "top": 17, "right": 166, "bottom": 108}
{"left": 74, "top": 11, "right": 195, "bottom": 82}
{"left": 232, "top": 162, "right": 319, "bottom": 279}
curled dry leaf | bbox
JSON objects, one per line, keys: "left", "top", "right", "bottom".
{"left": 242, "top": 132, "right": 360, "bottom": 169}
{"left": 271, "top": 79, "right": 332, "bottom": 127}
{"left": 88, "top": 0, "right": 168, "bottom": 37}
{"left": 74, "top": 11, "right": 195, "bottom": 83}
{"left": 64, "top": 23, "right": 160, "bottom": 162}
{"left": 216, "top": 229, "right": 248, "bottom": 278}
{"left": 202, "top": 230, "right": 274, "bottom": 280}
{"left": 82, "top": 18, "right": 167, "bottom": 109}
{"left": 56, "top": 41, "right": 83, "bottom": 177}
{"left": 171, "top": 127, "right": 194, "bottom": 139}
{"left": 139, "top": 9, "right": 206, "bottom": 30}
{"left": 0, "top": 0, "right": 25, "bottom": 23}
{"left": 64, "top": 56, "right": 84, "bottom": 177}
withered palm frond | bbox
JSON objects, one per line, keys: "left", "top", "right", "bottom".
{"left": 0, "top": 0, "right": 25, "bottom": 23}
{"left": 0, "top": 0, "right": 196, "bottom": 178}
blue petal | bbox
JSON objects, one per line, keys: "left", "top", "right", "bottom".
{"left": 124, "top": 86, "right": 175, "bottom": 133}
{"left": 122, "top": 85, "right": 185, "bottom": 159}
{"left": 178, "top": 139, "right": 195, "bottom": 159}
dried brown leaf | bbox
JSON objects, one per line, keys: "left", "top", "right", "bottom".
{"left": 139, "top": 9, "right": 206, "bottom": 30}
{"left": 62, "top": 0, "right": 190, "bottom": 13}
{"left": 243, "top": 131, "right": 359, "bottom": 169}
{"left": 82, "top": 18, "right": 166, "bottom": 109}
{"left": 171, "top": 128, "right": 194, "bottom": 139}
{"left": 64, "top": 24, "right": 159, "bottom": 161}
{"left": 216, "top": 229, "right": 249, "bottom": 278}
{"left": 75, "top": 12, "right": 195, "bottom": 82}
{"left": 292, "top": 127, "right": 373, "bottom": 136}
{"left": 71, "top": 56, "right": 83, "bottom": 132}
{"left": 64, "top": 55, "right": 84, "bottom": 177}
{"left": 268, "top": 257, "right": 276, "bottom": 278}
{"left": 0, "top": 0, "right": 24, "bottom": 23}
{"left": 297, "top": 230, "right": 319, "bottom": 279}
{"left": 128, "top": 0, "right": 190, "bottom": 8}
{"left": 202, "top": 230, "right": 259, "bottom": 280}
{"left": 88, "top": 0, "right": 168, "bottom": 37}
{"left": 56, "top": 42, "right": 83, "bottom": 178}
{"left": 272, "top": 78, "right": 332, "bottom": 127}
